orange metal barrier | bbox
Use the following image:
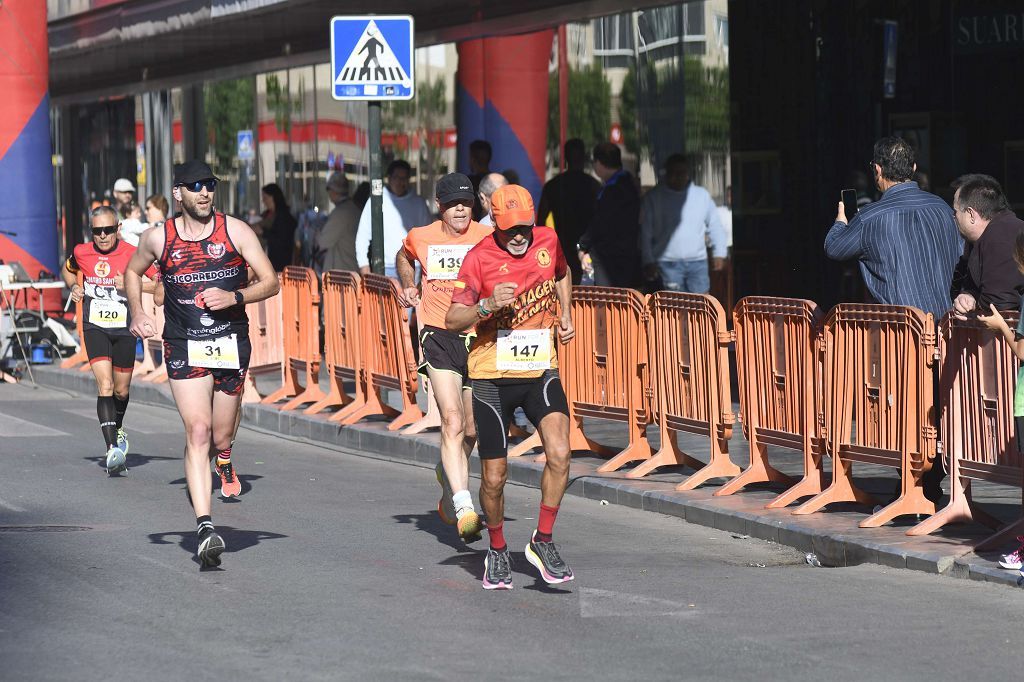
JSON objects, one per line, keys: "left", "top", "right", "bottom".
{"left": 510, "top": 286, "right": 648, "bottom": 465}
{"left": 306, "top": 270, "right": 364, "bottom": 417}
{"left": 60, "top": 272, "right": 88, "bottom": 369}
{"left": 242, "top": 287, "right": 284, "bottom": 403}
{"left": 794, "top": 304, "right": 938, "bottom": 526}
{"left": 336, "top": 273, "right": 422, "bottom": 430}
{"left": 909, "top": 313, "right": 1024, "bottom": 542}
{"left": 628, "top": 292, "right": 738, "bottom": 489}
{"left": 262, "top": 266, "right": 326, "bottom": 410}
{"left": 717, "top": 297, "right": 827, "bottom": 507}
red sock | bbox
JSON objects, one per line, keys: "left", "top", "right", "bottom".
{"left": 216, "top": 447, "right": 232, "bottom": 465}
{"left": 487, "top": 522, "right": 506, "bottom": 551}
{"left": 536, "top": 504, "right": 559, "bottom": 542}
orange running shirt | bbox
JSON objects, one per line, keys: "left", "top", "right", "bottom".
{"left": 451, "top": 226, "right": 568, "bottom": 380}
{"left": 402, "top": 219, "right": 492, "bottom": 329}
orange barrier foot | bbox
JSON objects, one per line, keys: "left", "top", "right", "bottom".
{"left": 860, "top": 487, "right": 936, "bottom": 527}
{"left": 597, "top": 439, "right": 654, "bottom": 473}
{"left": 509, "top": 431, "right": 542, "bottom": 458}
{"left": 328, "top": 396, "right": 367, "bottom": 423}
{"left": 386, "top": 404, "right": 424, "bottom": 432}
{"left": 262, "top": 384, "right": 293, "bottom": 405}
{"left": 792, "top": 473, "right": 876, "bottom": 515}
{"left": 764, "top": 472, "right": 827, "bottom": 509}
{"left": 677, "top": 456, "right": 741, "bottom": 491}
{"left": 906, "top": 491, "right": 1001, "bottom": 536}
{"left": 975, "top": 518, "right": 1024, "bottom": 552}
{"left": 714, "top": 458, "right": 795, "bottom": 497}
{"left": 624, "top": 438, "right": 703, "bottom": 479}
{"left": 305, "top": 388, "right": 345, "bottom": 415}
{"left": 402, "top": 410, "right": 442, "bottom": 435}
{"left": 509, "top": 424, "right": 532, "bottom": 439}
{"left": 282, "top": 384, "right": 328, "bottom": 412}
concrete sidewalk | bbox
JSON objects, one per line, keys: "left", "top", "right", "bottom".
{"left": 30, "top": 363, "right": 1024, "bottom": 587}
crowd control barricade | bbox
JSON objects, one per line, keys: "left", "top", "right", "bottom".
{"left": 262, "top": 266, "right": 326, "bottom": 410}
{"left": 60, "top": 272, "right": 88, "bottom": 369}
{"left": 794, "top": 304, "right": 938, "bottom": 526}
{"left": 336, "top": 273, "right": 422, "bottom": 430}
{"left": 628, "top": 292, "right": 738, "bottom": 490}
{"left": 909, "top": 312, "right": 1024, "bottom": 542}
{"left": 511, "top": 286, "right": 648, "bottom": 465}
{"left": 242, "top": 285, "right": 284, "bottom": 403}
{"left": 716, "top": 297, "right": 827, "bottom": 507}
{"left": 306, "top": 270, "right": 364, "bottom": 417}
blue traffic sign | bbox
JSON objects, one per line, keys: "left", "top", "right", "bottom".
{"left": 330, "top": 15, "right": 415, "bottom": 101}
{"left": 237, "top": 130, "right": 254, "bottom": 161}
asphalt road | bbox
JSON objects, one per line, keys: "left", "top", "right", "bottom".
{"left": 2, "top": 382, "right": 1022, "bottom": 681}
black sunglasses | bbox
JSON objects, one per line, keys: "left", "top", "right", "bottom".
{"left": 92, "top": 226, "right": 118, "bottom": 236}
{"left": 178, "top": 179, "right": 217, "bottom": 193}
{"left": 503, "top": 225, "right": 534, "bottom": 238}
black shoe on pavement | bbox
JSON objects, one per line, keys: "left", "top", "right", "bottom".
{"left": 482, "top": 547, "right": 513, "bottom": 590}
{"left": 524, "top": 531, "right": 574, "bottom": 584}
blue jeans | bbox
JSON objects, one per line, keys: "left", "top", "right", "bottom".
{"left": 659, "top": 258, "right": 710, "bottom": 294}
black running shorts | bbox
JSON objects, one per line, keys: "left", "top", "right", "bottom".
{"left": 471, "top": 370, "right": 569, "bottom": 459}
{"left": 163, "top": 335, "right": 252, "bottom": 396}
{"left": 84, "top": 328, "right": 136, "bottom": 372}
{"left": 418, "top": 325, "right": 472, "bottom": 386}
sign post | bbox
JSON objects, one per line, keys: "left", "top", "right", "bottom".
{"left": 330, "top": 15, "right": 415, "bottom": 275}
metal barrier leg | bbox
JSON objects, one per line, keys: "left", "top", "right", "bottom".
{"left": 677, "top": 425, "right": 741, "bottom": 491}
{"left": 765, "top": 471, "right": 827, "bottom": 509}
{"left": 401, "top": 381, "right": 443, "bottom": 435}
{"left": 626, "top": 424, "right": 704, "bottom": 479}
{"left": 975, "top": 518, "right": 1024, "bottom": 551}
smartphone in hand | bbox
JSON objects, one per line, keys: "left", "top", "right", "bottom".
{"left": 841, "top": 188, "right": 858, "bottom": 220}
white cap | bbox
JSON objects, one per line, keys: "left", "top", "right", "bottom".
{"left": 113, "top": 178, "right": 135, "bottom": 193}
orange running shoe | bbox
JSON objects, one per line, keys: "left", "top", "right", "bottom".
{"left": 217, "top": 461, "right": 241, "bottom": 498}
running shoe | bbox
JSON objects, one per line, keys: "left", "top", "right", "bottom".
{"left": 197, "top": 530, "right": 225, "bottom": 568}
{"left": 217, "top": 461, "right": 241, "bottom": 498}
{"left": 104, "top": 445, "right": 127, "bottom": 475}
{"left": 999, "top": 536, "right": 1024, "bottom": 570}
{"left": 482, "top": 546, "right": 513, "bottom": 590}
{"left": 456, "top": 509, "right": 484, "bottom": 543}
{"left": 525, "top": 531, "right": 575, "bottom": 584}
{"left": 435, "top": 461, "right": 456, "bottom": 525}
{"left": 116, "top": 428, "right": 129, "bottom": 456}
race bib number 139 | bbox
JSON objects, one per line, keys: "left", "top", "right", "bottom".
{"left": 187, "top": 334, "right": 240, "bottom": 369}
{"left": 496, "top": 329, "right": 552, "bottom": 371}
{"left": 426, "top": 244, "right": 473, "bottom": 280}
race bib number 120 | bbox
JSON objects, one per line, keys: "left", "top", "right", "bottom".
{"left": 426, "top": 244, "right": 473, "bottom": 280}
{"left": 88, "top": 299, "right": 127, "bottom": 329}
{"left": 187, "top": 334, "right": 240, "bottom": 369}
{"left": 496, "top": 329, "right": 552, "bottom": 371}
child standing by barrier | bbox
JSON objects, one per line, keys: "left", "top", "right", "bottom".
{"left": 978, "top": 230, "right": 1024, "bottom": 571}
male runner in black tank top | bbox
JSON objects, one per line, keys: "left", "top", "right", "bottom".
{"left": 126, "top": 160, "right": 279, "bottom": 568}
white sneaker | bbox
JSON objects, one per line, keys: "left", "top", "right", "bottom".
{"left": 999, "top": 536, "right": 1024, "bottom": 570}
{"left": 104, "top": 445, "right": 126, "bottom": 475}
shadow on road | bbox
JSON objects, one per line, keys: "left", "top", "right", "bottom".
{"left": 146, "top": 526, "right": 288, "bottom": 571}
{"left": 171, "top": 473, "right": 264, "bottom": 501}
{"left": 83, "top": 453, "right": 179, "bottom": 470}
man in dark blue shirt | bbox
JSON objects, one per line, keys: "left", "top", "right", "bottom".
{"left": 825, "top": 136, "right": 962, "bottom": 319}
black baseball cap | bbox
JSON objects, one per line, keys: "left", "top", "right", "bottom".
{"left": 173, "top": 159, "right": 217, "bottom": 186}
{"left": 435, "top": 173, "right": 475, "bottom": 204}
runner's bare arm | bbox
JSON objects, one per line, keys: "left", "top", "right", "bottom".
{"left": 395, "top": 247, "right": 420, "bottom": 307}
{"left": 446, "top": 281, "right": 516, "bottom": 332}
{"left": 126, "top": 225, "right": 164, "bottom": 337}
{"left": 555, "top": 274, "right": 574, "bottom": 343}
{"left": 61, "top": 257, "right": 83, "bottom": 302}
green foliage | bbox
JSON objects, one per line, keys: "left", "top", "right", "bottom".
{"left": 547, "top": 64, "right": 612, "bottom": 162}
{"left": 264, "top": 73, "right": 304, "bottom": 136}
{"left": 380, "top": 77, "right": 448, "bottom": 187}
{"left": 204, "top": 77, "right": 255, "bottom": 175}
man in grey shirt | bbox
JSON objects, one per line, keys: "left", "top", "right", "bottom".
{"left": 317, "top": 172, "right": 360, "bottom": 272}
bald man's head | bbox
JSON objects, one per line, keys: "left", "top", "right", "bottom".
{"left": 478, "top": 172, "right": 509, "bottom": 215}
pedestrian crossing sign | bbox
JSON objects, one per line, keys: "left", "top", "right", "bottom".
{"left": 330, "top": 15, "right": 415, "bottom": 101}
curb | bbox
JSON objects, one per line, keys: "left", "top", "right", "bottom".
{"left": 28, "top": 364, "right": 1021, "bottom": 588}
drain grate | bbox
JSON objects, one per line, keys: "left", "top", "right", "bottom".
{"left": 0, "top": 525, "right": 92, "bottom": 533}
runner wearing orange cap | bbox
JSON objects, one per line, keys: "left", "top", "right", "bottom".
{"left": 446, "top": 184, "right": 576, "bottom": 590}
{"left": 396, "top": 173, "right": 492, "bottom": 542}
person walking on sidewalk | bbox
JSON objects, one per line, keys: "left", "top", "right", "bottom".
{"left": 396, "top": 173, "right": 493, "bottom": 542}
{"left": 446, "top": 184, "right": 576, "bottom": 589}
{"left": 63, "top": 206, "right": 157, "bottom": 474}
{"left": 125, "top": 160, "right": 280, "bottom": 568}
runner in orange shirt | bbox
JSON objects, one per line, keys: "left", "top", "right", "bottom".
{"left": 446, "top": 184, "right": 576, "bottom": 589}
{"left": 396, "top": 173, "right": 493, "bottom": 542}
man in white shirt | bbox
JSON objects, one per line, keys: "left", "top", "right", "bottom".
{"left": 640, "top": 154, "right": 726, "bottom": 294}
{"left": 355, "top": 159, "right": 429, "bottom": 277}
{"left": 476, "top": 172, "right": 508, "bottom": 227}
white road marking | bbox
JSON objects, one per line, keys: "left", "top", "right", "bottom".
{"left": 578, "top": 587, "right": 699, "bottom": 618}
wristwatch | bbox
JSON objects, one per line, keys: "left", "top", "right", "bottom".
{"left": 477, "top": 299, "right": 492, "bottom": 318}
{"left": 234, "top": 290, "right": 244, "bottom": 305}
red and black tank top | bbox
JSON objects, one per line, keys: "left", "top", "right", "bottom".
{"left": 65, "top": 240, "right": 138, "bottom": 337}
{"left": 159, "top": 212, "right": 248, "bottom": 340}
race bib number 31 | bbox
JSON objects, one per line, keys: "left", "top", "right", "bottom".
{"left": 426, "top": 244, "right": 473, "bottom": 280}
{"left": 496, "top": 329, "right": 552, "bottom": 371}
{"left": 187, "top": 334, "right": 240, "bottom": 369}
{"left": 88, "top": 299, "right": 127, "bottom": 329}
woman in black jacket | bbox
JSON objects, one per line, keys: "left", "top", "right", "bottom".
{"left": 259, "top": 183, "right": 297, "bottom": 272}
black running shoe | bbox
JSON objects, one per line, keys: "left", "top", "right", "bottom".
{"left": 197, "top": 531, "right": 225, "bottom": 568}
{"left": 482, "top": 547, "right": 513, "bottom": 590}
{"left": 525, "top": 531, "right": 574, "bottom": 584}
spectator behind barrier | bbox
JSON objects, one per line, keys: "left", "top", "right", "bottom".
{"left": 537, "top": 138, "right": 601, "bottom": 285}
{"left": 578, "top": 142, "right": 642, "bottom": 289}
